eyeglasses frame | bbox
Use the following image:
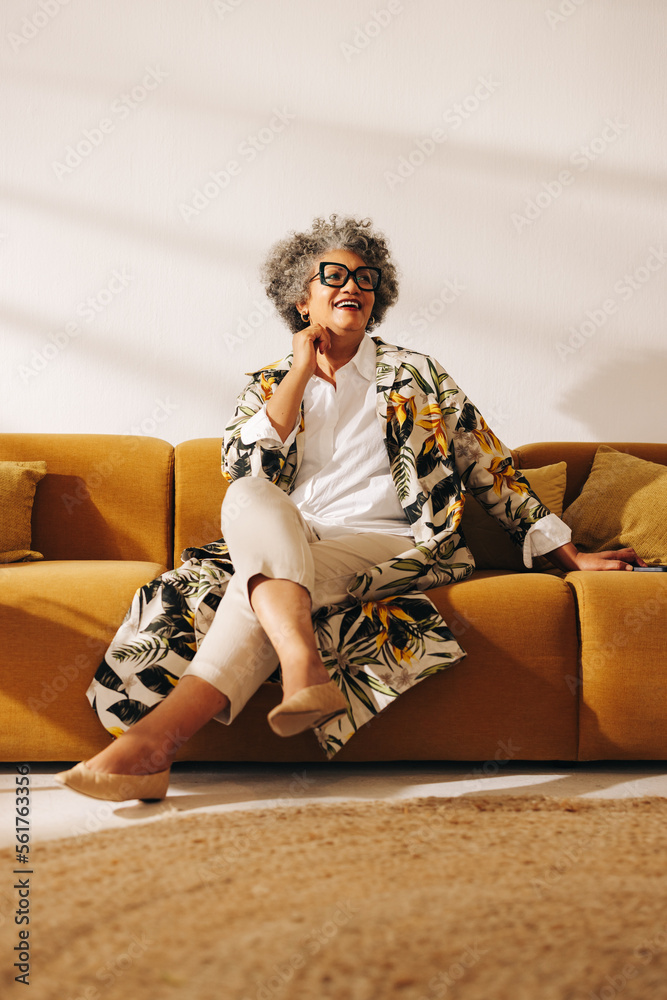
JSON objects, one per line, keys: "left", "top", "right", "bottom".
{"left": 308, "top": 261, "right": 382, "bottom": 291}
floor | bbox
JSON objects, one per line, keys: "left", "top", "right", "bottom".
{"left": 2, "top": 760, "right": 666, "bottom": 848}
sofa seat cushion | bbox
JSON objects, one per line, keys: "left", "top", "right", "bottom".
{"left": 566, "top": 571, "right": 667, "bottom": 759}
{"left": 0, "top": 560, "right": 167, "bottom": 760}
{"left": 180, "top": 569, "right": 580, "bottom": 763}
{"left": 357, "top": 569, "right": 579, "bottom": 762}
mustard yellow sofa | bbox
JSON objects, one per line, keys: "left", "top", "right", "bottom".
{"left": 1, "top": 434, "right": 665, "bottom": 764}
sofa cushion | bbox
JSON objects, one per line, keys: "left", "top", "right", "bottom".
{"left": 462, "top": 462, "right": 567, "bottom": 570}
{"left": 512, "top": 442, "right": 667, "bottom": 510}
{"left": 568, "top": 571, "right": 667, "bottom": 759}
{"left": 178, "top": 570, "right": 580, "bottom": 762}
{"left": 0, "top": 559, "right": 168, "bottom": 760}
{"left": 0, "top": 460, "right": 47, "bottom": 563}
{"left": 562, "top": 445, "right": 667, "bottom": 565}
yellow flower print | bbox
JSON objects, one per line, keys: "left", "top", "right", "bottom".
{"left": 446, "top": 497, "right": 465, "bottom": 528}
{"left": 471, "top": 413, "right": 504, "bottom": 455}
{"left": 362, "top": 599, "right": 413, "bottom": 625}
{"left": 260, "top": 371, "right": 280, "bottom": 400}
{"left": 362, "top": 600, "right": 415, "bottom": 663}
{"left": 387, "top": 390, "right": 416, "bottom": 426}
{"left": 183, "top": 609, "right": 197, "bottom": 651}
{"left": 487, "top": 457, "right": 530, "bottom": 497}
{"left": 416, "top": 402, "right": 448, "bottom": 454}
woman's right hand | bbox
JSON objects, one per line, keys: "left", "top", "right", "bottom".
{"left": 265, "top": 323, "right": 331, "bottom": 442}
{"left": 291, "top": 323, "right": 331, "bottom": 378}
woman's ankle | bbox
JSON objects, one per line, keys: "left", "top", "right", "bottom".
{"left": 85, "top": 730, "right": 181, "bottom": 775}
{"left": 281, "top": 658, "right": 331, "bottom": 701}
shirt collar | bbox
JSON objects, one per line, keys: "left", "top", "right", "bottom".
{"left": 304, "top": 332, "right": 377, "bottom": 386}
{"left": 348, "top": 333, "right": 377, "bottom": 381}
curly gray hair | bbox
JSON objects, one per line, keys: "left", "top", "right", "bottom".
{"left": 260, "top": 214, "right": 400, "bottom": 334}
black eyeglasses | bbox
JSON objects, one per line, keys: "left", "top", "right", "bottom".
{"left": 309, "top": 262, "right": 382, "bottom": 291}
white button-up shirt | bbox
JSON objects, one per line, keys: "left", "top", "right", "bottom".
{"left": 239, "top": 334, "right": 571, "bottom": 564}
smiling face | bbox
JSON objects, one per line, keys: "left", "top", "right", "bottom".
{"left": 296, "top": 249, "right": 375, "bottom": 339}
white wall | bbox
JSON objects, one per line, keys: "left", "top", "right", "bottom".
{"left": 2, "top": 0, "right": 666, "bottom": 447}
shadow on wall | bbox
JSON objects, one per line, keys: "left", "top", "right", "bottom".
{"left": 557, "top": 349, "right": 667, "bottom": 440}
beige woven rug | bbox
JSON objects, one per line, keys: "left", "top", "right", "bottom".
{"left": 2, "top": 795, "right": 667, "bottom": 1000}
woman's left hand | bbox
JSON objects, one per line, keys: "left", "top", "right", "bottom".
{"left": 572, "top": 547, "right": 648, "bottom": 571}
{"left": 547, "top": 541, "right": 648, "bottom": 572}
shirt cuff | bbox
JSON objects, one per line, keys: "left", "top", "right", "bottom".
{"left": 239, "top": 404, "right": 300, "bottom": 449}
{"left": 522, "top": 513, "right": 573, "bottom": 569}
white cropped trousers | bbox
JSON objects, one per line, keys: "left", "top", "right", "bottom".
{"left": 180, "top": 477, "right": 411, "bottom": 724}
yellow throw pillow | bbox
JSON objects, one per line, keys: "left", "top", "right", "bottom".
{"left": 562, "top": 445, "right": 667, "bottom": 564}
{"left": 461, "top": 462, "right": 568, "bottom": 571}
{"left": 0, "top": 460, "right": 47, "bottom": 563}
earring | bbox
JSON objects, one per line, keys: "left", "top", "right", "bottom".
{"left": 301, "top": 312, "right": 309, "bottom": 323}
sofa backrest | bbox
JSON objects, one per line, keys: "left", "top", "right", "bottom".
{"left": 0, "top": 434, "right": 173, "bottom": 564}
{"left": 171, "top": 438, "right": 667, "bottom": 567}
{"left": 14, "top": 433, "right": 663, "bottom": 569}
{"left": 173, "top": 438, "right": 226, "bottom": 566}
{"left": 512, "top": 442, "right": 667, "bottom": 509}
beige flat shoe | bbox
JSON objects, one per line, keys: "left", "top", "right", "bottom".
{"left": 267, "top": 679, "right": 347, "bottom": 738}
{"left": 54, "top": 761, "right": 170, "bottom": 802}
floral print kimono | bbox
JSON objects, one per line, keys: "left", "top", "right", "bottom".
{"left": 86, "top": 336, "right": 550, "bottom": 758}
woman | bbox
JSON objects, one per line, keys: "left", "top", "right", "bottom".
{"left": 56, "top": 214, "right": 645, "bottom": 802}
